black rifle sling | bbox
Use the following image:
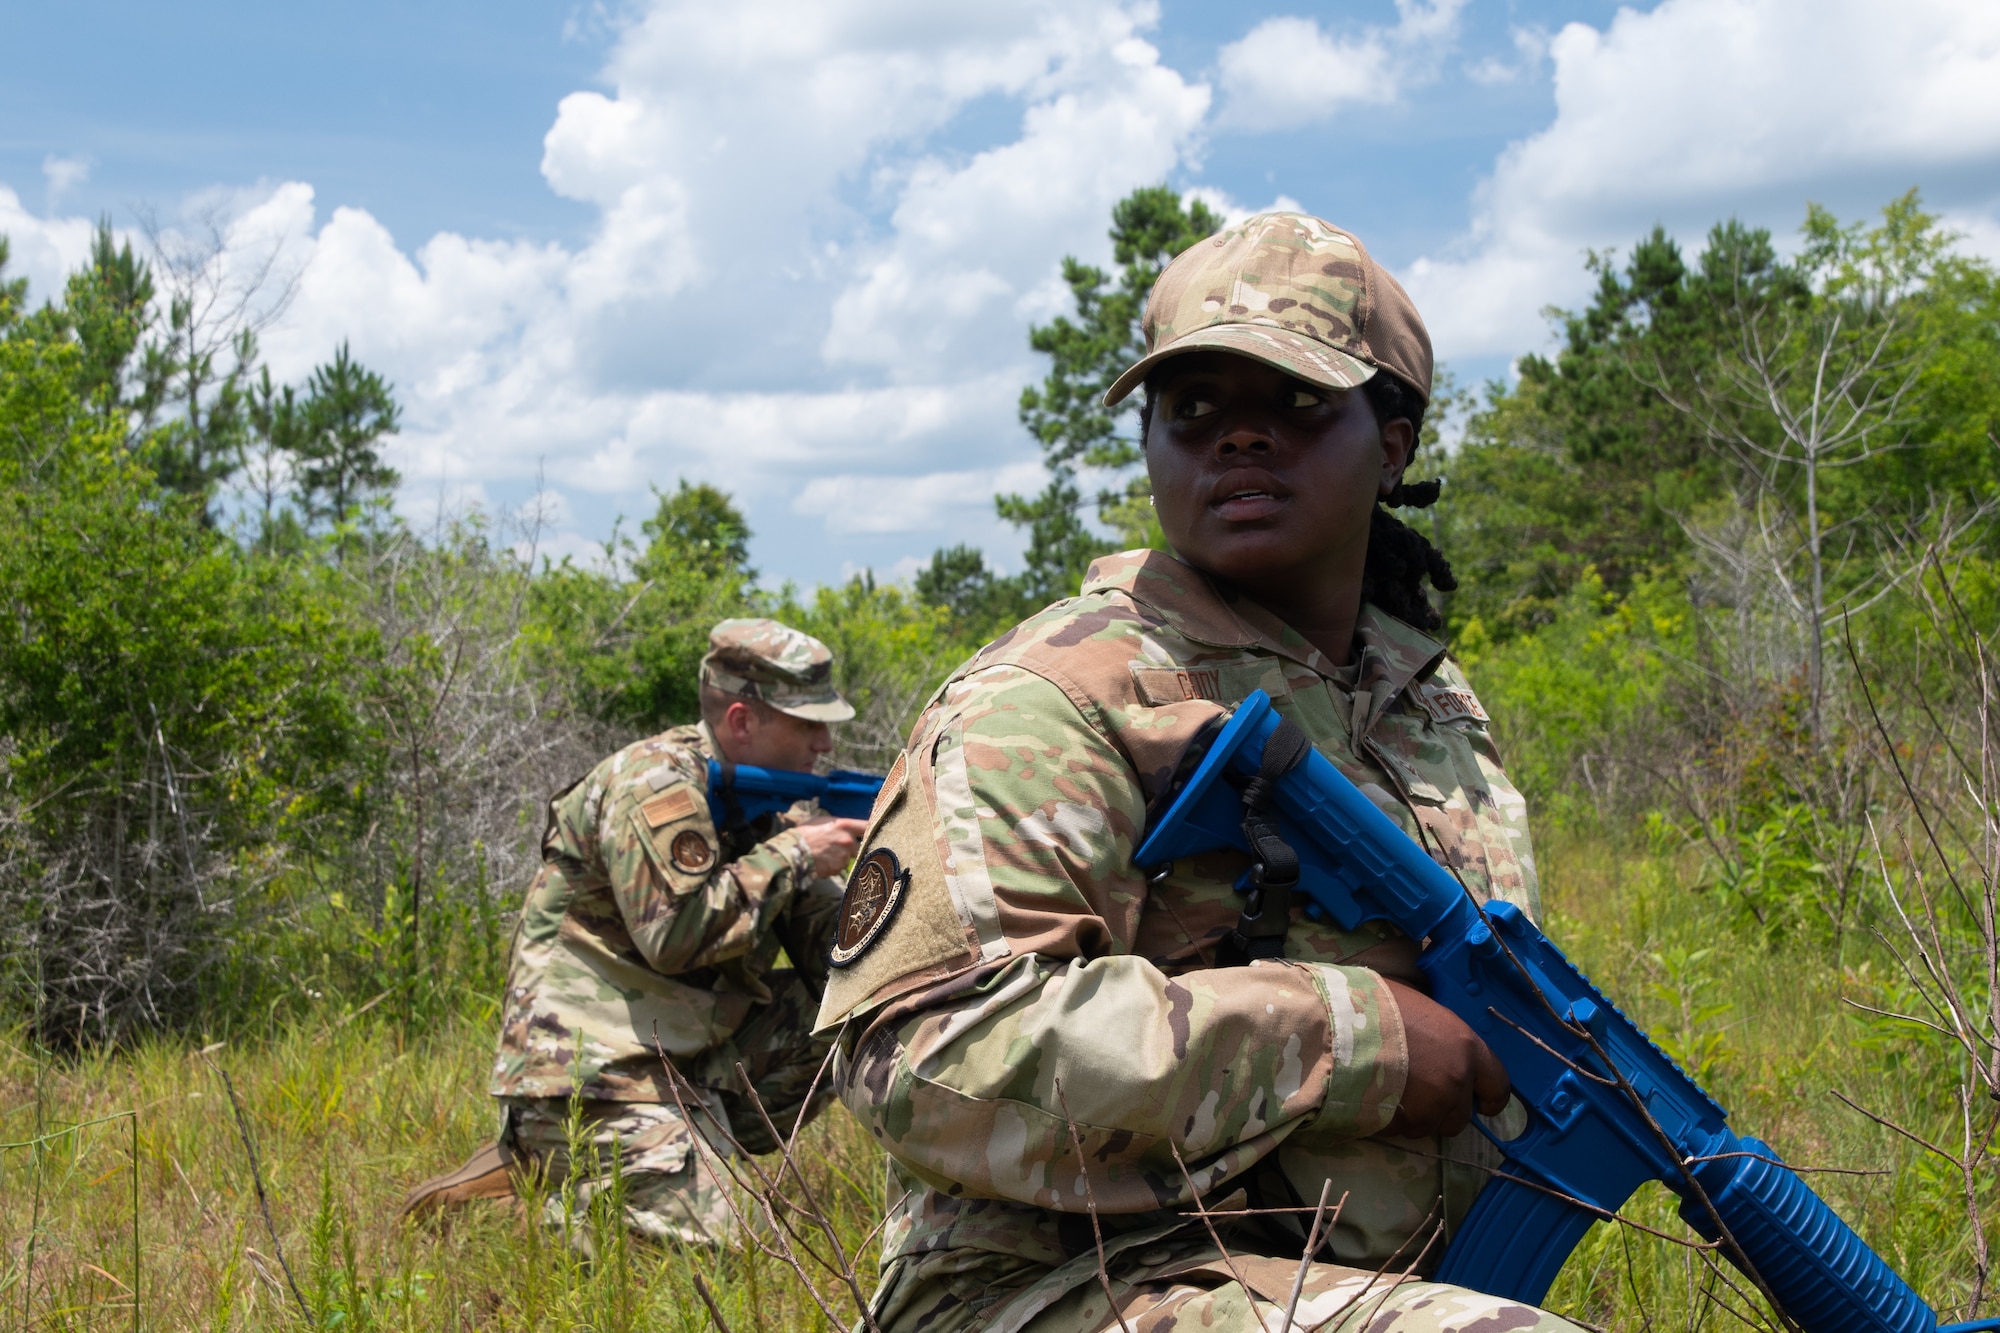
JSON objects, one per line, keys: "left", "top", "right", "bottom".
{"left": 1223, "top": 714, "right": 1311, "bottom": 963}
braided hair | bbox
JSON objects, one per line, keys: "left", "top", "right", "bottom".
{"left": 1358, "top": 371, "right": 1456, "bottom": 633}
{"left": 1138, "top": 366, "right": 1457, "bottom": 632}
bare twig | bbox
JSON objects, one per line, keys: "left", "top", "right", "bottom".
{"left": 1055, "top": 1079, "right": 1135, "bottom": 1333}
{"left": 1682, "top": 1150, "right": 1888, "bottom": 1178}
{"left": 692, "top": 1272, "right": 734, "bottom": 1333}
{"left": 1845, "top": 594, "right": 2000, "bottom": 1310}
{"left": 1302, "top": 1204, "right": 1443, "bottom": 1333}
{"left": 1281, "top": 1179, "right": 1336, "bottom": 1333}
{"left": 786, "top": 1039, "right": 842, "bottom": 1150}
{"left": 208, "top": 1061, "right": 312, "bottom": 1326}
{"left": 649, "top": 1032, "right": 865, "bottom": 1331}
{"left": 1566, "top": 1020, "right": 1800, "bottom": 1331}
{"left": 734, "top": 1061, "right": 881, "bottom": 1333}
{"left": 1481, "top": 1004, "right": 1622, "bottom": 1087}
{"left": 1383, "top": 1142, "right": 1723, "bottom": 1251}
{"left": 1168, "top": 1143, "right": 1260, "bottom": 1304}
{"left": 1829, "top": 1088, "right": 1959, "bottom": 1163}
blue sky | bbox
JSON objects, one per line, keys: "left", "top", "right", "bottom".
{"left": 0, "top": 1, "right": 606, "bottom": 247}
{"left": 3, "top": 0, "right": 1997, "bottom": 585}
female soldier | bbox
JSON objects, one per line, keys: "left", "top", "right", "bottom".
{"left": 815, "top": 212, "right": 1583, "bottom": 1333}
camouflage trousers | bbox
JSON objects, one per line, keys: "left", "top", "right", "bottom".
{"left": 870, "top": 1240, "right": 1586, "bottom": 1333}
{"left": 501, "top": 967, "right": 835, "bottom": 1250}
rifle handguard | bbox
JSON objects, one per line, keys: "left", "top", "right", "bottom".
{"left": 704, "top": 760, "right": 883, "bottom": 828}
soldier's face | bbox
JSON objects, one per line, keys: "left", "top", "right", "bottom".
{"left": 721, "top": 700, "right": 835, "bottom": 773}
{"left": 1143, "top": 352, "right": 1411, "bottom": 608}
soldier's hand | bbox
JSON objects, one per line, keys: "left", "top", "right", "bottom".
{"left": 797, "top": 817, "right": 870, "bottom": 876}
{"left": 1380, "top": 977, "right": 1510, "bottom": 1139}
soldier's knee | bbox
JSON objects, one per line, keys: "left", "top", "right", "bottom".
{"left": 619, "top": 1168, "right": 744, "bottom": 1249}
{"left": 1331, "top": 1280, "right": 1581, "bottom": 1332}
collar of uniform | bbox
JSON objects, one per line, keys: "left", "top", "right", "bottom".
{"left": 1081, "top": 549, "right": 1448, "bottom": 693}
{"left": 1226, "top": 596, "right": 1341, "bottom": 676}
{"left": 691, "top": 720, "right": 722, "bottom": 760}
{"left": 1353, "top": 604, "right": 1448, "bottom": 693}
{"left": 1350, "top": 603, "right": 1449, "bottom": 740}
{"left": 1081, "top": 549, "right": 1258, "bottom": 649}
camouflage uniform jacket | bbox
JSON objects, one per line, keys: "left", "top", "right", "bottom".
{"left": 491, "top": 722, "right": 818, "bottom": 1102}
{"left": 818, "top": 549, "right": 1541, "bottom": 1292}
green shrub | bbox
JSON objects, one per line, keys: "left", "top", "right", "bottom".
{"left": 0, "top": 334, "right": 361, "bottom": 1042}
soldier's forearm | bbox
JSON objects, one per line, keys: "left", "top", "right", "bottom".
{"left": 837, "top": 951, "right": 1407, "bottom": 1213}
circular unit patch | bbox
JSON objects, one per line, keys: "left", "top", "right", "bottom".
{"left": 669, "top": 829, "right": 715, "bottom": 874}
{"left": 829, "top": 848, "right": 909, "bottom": 969}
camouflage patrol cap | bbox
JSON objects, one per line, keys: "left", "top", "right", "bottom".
{"left": 700, "top": 618, "right": 855, "bottom": 723}
{"left": 1103, "top": 210, "right": 1432, "bottom": 408}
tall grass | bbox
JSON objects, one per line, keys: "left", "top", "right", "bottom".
{"left": 0, "top": 1012, "right": 883, "bottom": 1331}
{"left": 1538, "top": 826, "right": 1986, "bottom": 1327}
{"left": 2, "top": 823, "right": 1985, "bottom": 1331}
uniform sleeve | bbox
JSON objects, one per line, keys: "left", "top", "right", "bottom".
{"left": 836, "top": 666, "right": 1407, "bottom": 1214}
{"left": 1423, "top": 658, "right": 1544, "bottom": 924}
{"left": 599, "top": 773, "right": 817, "bottom": 975}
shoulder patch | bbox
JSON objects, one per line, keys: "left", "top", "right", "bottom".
{"left": 641, "top": 787, "right": 698, "bottom": 828}
{"left": 669, "top": 828, "right": 714, "bottom": 873}
{"left": 829, "top": 848, "right": 909, "bottom": 969}
{"left": 1418, "top": 682, "right": 1490, "bottom": 725}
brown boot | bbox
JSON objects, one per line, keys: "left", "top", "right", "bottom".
{"left": 400, "top": 1140, "right": 523, "bottom": 1219}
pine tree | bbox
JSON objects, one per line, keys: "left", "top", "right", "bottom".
{"left": 998, "top": 186, "right": 1222, "bottom": 603}
{"left": 244, "top": 365, "right": 309, "bottom": 552}
{"left": 60, "top": 222, "right": 157, "bottom": 425}
{"left": 13, "top": 221, "right": 276, "bottom": 520}
{"left": 913, "top": 543, "right": 1033, "bottom": 634}
{"left": 0, "top": 238, "right": 32, "bottom": 333}
{"left": 295, "top": 342, "right": 402, "bottom": 530}
{"left": 142, "top": 321, "right": 255, "bottom": 507}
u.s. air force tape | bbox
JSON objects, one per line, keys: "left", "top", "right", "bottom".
{"left": 829, "top": 847, "right": 909, "bottom": 969}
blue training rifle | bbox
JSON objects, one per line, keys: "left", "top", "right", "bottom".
{"left": 705, "top": 760, "right": 882, "bottom": 828}
{"left": 1133, "top": 689, "right": 1995, "bottom": 1333}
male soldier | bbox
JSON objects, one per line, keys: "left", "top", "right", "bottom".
{"left": 411, "top": 618, "right": 869, "bottom": 1246}
{"left": 816, "top": 213, "right": 1586, "bottom": 1330}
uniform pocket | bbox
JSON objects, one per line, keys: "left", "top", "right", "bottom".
{"left": 1363, "top": 714, "right": 1451, "bottom": 805}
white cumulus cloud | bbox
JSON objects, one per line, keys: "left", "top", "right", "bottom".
{"left": 793, "top": 460, "right": 1046, "bottom": 535}
{"left": 41, "top": 155, "right": 90, "bottom": 211}
{"left": 0, "top": 186, "right": 98, "bottom": 301}
{"left": 1401, "top": 0, "right": 2000, "bottom": 362}
{"left": 13, "top": 0, "right": 1999, "bottom": 585}
{"left": 1215, "top": 0, "right": 1469, "bottom": 130}
{"left": 198, "top": 0, "right": 1212, "bottom": 580}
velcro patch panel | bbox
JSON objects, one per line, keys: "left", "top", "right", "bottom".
{"left": 641, "top": 787, "right": 697, "bottom": 828}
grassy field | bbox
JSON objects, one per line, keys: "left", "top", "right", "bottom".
{"left": 0, "top": 1006, "right": 885, "bottom": 1331}
{"left": 2, "top": 826, "right": 1988, "bottom": 1331}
